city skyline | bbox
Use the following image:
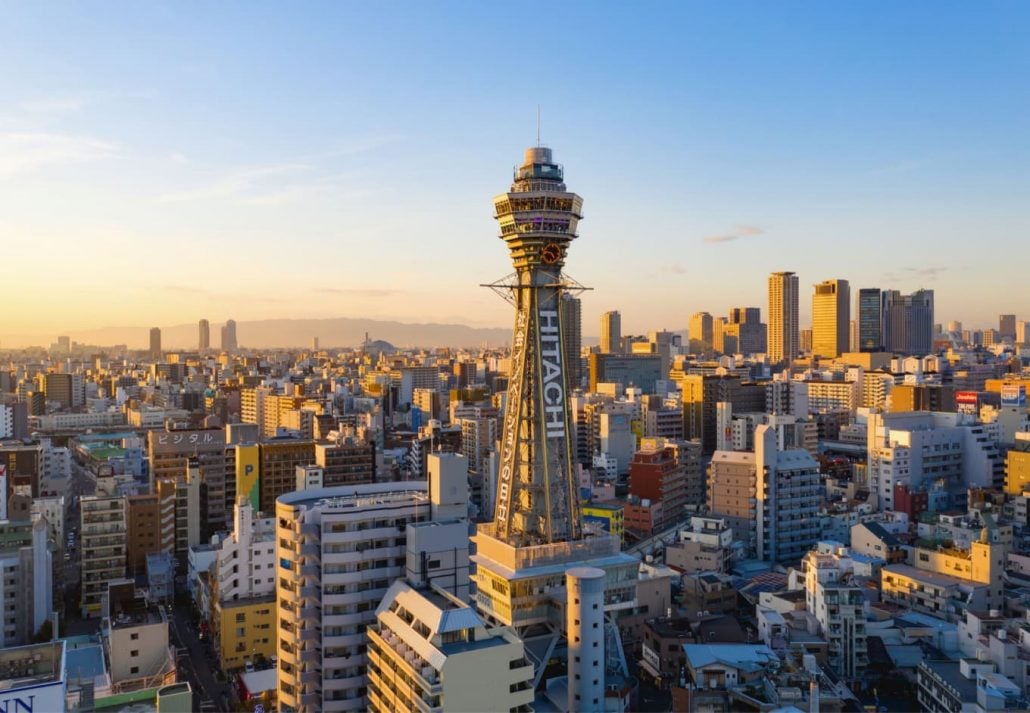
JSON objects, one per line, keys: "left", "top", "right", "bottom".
{"left": 1, "top": 2, "right": 1028, "bottom": 342}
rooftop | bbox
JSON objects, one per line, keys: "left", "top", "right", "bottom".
{"left": 108, "top": 595, "right": 164, "bottom": 629}
{"left": 920, "top": 660, "right": 977, "bottom": 702}
{"left": 884, "top": 563, "right": 979, "bottom": 589}
{"left": 682, "top": 644, "right": 778, "bottom": 673}
{"left": 277, "top": 482, "right": 428, "bottom": 509}
{"left": 0, "top": 640, "right": 65, "bottom": 691}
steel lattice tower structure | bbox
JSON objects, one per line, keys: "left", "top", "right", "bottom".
{"left": 489, "top": 146, "right": 584, "bottom": 546}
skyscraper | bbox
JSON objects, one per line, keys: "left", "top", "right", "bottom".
{"left": 561, "top": 293, "right": 583, "bottom": 389}
{"left": 689, "top": 311, "right": 714, "bottom": 353}
{"left": 149, "top": 327, "right": 162, "bottom": 358}
{"left": 812, "top": 279, "right": 850, "bottom": 359}
{"left": 198, "top": 319, "right": 210, "bottom": 351}
{"left": 220, "top": 319, "right": 237, "bottom": 352}
{"left": 727, "top": 306, "right": 766, "bottom": 355}
{"left": 768, "top": 271, "right": 799, "bottom": 363}
{"left": 883, "top": 290, "right": 934, "bottom": 355}
{"left": 999, "top": 314, "right": 1016, "bottom": 341}
{"left": 600, "top": 310, "right": 621, "bottom": 354}
{"left": 857, "top": 288, "right": 883, "bottom": 352}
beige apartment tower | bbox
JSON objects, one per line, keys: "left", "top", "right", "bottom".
{"left": 812, "top": 279, "right": 850, "bottom": 359}
{"left": 768, "top": 272, "right": 799, "bottom": 363}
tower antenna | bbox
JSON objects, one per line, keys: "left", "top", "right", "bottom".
{"left": 537, "top": 105, "right": 541, "bottom": 146}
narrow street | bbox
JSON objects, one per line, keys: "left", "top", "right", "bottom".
{"left": 167, "top": 598, "right": 232, "bottom": 711}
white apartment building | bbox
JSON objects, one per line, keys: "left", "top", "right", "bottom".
{"left": 31, "top": 495, "right": 65, "bottom": 550}
{"left": 275, "top": 454, "right": 469, "bottom": 713}
{"left": 31, "top": 411, "right": 126, "bottom": 430}
{"left": 366, "top": 581, "right": 534, "bottom": 713}
{"left": 867, "top": 412, "right": 1004, "bottom": 510}
{"left": 215, "top": 499, "right": 276, "bottom": 602}
{"left": 805, "top": 379, "right": 859, "bottom": 415}
{"left": 801, "top": 542, "right": 868, "bottom": 680}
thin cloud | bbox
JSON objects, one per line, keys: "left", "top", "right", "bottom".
{"left": 903, "top": 266, "right": 947, "bottom": 280}
{"left": 324, "top": 134, "right": 407, "bottom": 157}
{"left": 20, "top": 96, "right": 85, "bottom": 116}
{"left": 313, "top": 287, "right": 402, "bottom": 298}
{"left": 704, "top": 224, "right": 764, "bottom": 244}
{"left": 882, "top": 266, "right": 947, "bottom": 284}
{"left": 158, "top": 163, "right": 311, "bottom": 203}
{"left": 0, "top": 132, "right": 117, "bottom": 179}
{"left": 162, "top": 284, "right": 211, "bottom": 295}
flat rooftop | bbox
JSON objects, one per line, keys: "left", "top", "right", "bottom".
{"left": 0, "top": 640, "right": 65, "bottom": 691}
{"left": 109, "top": 597, "right": 164, "bottom": 629}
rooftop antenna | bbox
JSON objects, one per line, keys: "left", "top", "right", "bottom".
{"left": 537, "top": 105, "right": 541, "bottom": 147}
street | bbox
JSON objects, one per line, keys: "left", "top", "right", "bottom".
{"left": 167, "top": 598, "right": 233, "bottom": 712}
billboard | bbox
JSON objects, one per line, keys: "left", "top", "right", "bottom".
{"left": 955, "top": 391, "right": 979, "bottom": 405}
{"left": 1001, "top": 384, "right": 1027, "bottom": 408}
{"left": 148, "top": 428, "right": 225, "bottom": 455}
{"left": 235, "top": 444, "right": 261, "bottom": 511}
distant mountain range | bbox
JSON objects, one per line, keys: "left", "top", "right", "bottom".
{"left": 3, "top": 317, "right": 688, "bottom": 351}
{"left": 8, "top": 317, "right": 527, "bottom": 350}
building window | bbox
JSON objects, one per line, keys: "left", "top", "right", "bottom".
{"left": 130, "top": 633, "right": 139, "bottom": 640}
{"left": 130, "top": 650, "right": 139, "bottom": 657}
{"left": 130, "top": 667, "right": 139, "bottom": 674}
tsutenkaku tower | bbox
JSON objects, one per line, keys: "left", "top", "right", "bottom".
{"left": 490, "top": 146, "right": 584, "bottom": 546}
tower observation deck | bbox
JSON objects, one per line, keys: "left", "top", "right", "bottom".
{"left": 491, "top": 146, "right": 585, "bottom": 547}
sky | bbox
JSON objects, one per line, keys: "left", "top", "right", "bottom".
{"left": 1, "top": 2, "right": 1028, "bottom": 346}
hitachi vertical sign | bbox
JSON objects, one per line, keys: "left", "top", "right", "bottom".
{"left": 538, "top": 309, "right": 566, "bottom": 440}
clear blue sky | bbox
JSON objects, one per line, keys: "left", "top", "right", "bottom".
{"left": 1, "top": 1, "right": 1027, "bottom": 343}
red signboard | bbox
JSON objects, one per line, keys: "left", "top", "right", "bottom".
{"left": 955, "top": 391, "right": 979, "bottom": 405}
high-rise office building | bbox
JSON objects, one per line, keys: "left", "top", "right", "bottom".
{"left": 221, "top": 318, "right": 238, "bottom": 352}
{"left": 812, "top": 279, "right": 850, "bottom": 359}
{"left": 857, "top": 288, "right": 883, "bottom": 352}
{"left": 1017, "top": 320, "right": 1029, "bottom": 346}
{"left": 561, "top": 293, "right": 583, "bottom": 389}
{"left": 768, "top": 271, "right": 799, "bottom": 363}
{"left": 800, "top": 328, "right": 813, "bottom": 353}
{"left": 198, "top": 319, "right": 210, "bottom": 350}
{"left": 727, "top": 306, "right": 766, "bottom": 355}
{"left": 149, "top": 327, "right": 162, "bottom": 358}
{"left": 883, "top": 289, "right": 935, "bottom": 355}
{"left": 947, "top": 320, "right": 962, "bottom": 333}
{"left": 999, "top": 314, "right": 1016, "bottom": 341}
{"left": 600, "top": 310, "right": 621, "bottom": 354}
{"left": 689, "top": 311, "right": 714, "bottom": 353}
